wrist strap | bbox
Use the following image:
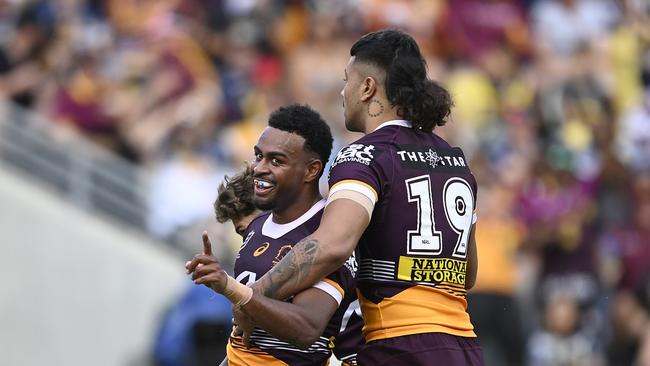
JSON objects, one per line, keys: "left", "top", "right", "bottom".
{"left": 222, "top": 273, "right": 253, "bottom": 306}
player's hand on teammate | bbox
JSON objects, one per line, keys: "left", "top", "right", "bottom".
{"left": 185, "top": 231, "right": 228, "bottom": 293}
{"left": 232, "top": 306, "right": 255, "bottom": 348}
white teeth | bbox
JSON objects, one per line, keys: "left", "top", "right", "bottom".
{"left": 255, "top": 179, "right": 273, "bottom": 189}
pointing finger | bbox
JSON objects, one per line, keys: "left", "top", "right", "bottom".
{"left": 202, "top": 231, "right": 213, "bottom": 256}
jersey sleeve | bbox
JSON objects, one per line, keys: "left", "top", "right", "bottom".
{"left": 328, "top": 142, "right": 386, "bottom": 204}
{"left": 311, "top": 252, "right": 358, "bottom": 306}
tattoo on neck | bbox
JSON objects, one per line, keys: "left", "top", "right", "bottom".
{"left": 367, "top": 99, "right": 384, "bottom": 117}
{"left": 259, "top": 237, "right": 320, "bottom": 299}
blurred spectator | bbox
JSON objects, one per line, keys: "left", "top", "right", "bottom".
{"left": 0, "top": 1, "right": 55, "bottom": 109}
{"left": 616, "top": 60, "right": 650, "bottom": 172}
{"left": 531, "top": 0, "right": 619, "bottom": 57}
{"left": 526, "top": 292, "right": 605, "bottom": 366}
{"left": 468, "top": 182, "right": 525, "bottom": 366}
{"left": 436, "top": 0, "right": 530, "bottom": 65}
{"left": 601, "top": 175, "right": 650, "bottom": 365}
{"left": 286, "top": 2, "right": 357, "bottom": 133}
{"left": 517, "top": 164, "right": 598, "bottom": 297}
{"left": 147, "top": 126, "right": 221, "bottom": 240}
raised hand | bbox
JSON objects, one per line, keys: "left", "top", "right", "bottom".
{"left": 185, "top": 231, "right": 228, "bottom": 293}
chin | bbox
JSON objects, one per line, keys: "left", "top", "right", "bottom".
{"left": 253, "top": 197, "right": 276, "bottom": 211}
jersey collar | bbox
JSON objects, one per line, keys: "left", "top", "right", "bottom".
{"left": 262, "top": 199, "right": 326, "bottom": 239}
{"left": 372, "top": 119, "right": 412, "bottom": 132}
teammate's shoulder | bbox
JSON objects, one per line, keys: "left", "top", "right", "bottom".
{"left": 245, "top": 211, "right": 271, "bottom": 232}
{"left": 253, "top": 210, "right": 271, "bottom": 223}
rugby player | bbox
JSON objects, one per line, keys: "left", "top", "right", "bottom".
{"left": 187, "top": 104, "right": 363, "bottom": 365}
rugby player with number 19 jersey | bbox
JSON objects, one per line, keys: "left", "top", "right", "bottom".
{"left": 328, "top": 119, "right": 480, "bottom": 364}
{"left": 249, "top": 30, "right": 483, "bottom": 365}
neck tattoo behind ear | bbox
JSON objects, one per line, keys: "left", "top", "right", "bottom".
{"left": 367, "top": 99, "right": 384, "bottom": 117}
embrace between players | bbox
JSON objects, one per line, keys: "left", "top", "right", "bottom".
{"left": 185, "top": 29, "right": 483, "bottom": 366}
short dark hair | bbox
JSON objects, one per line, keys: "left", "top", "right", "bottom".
{"left": 268, "top": 104, "right": 333, "bottom": 177}
{"left": 214, "top": 165, "right": 256, "bottom": 223}
{"left": 350, "top": 29, "right": 453, "bottom": 132}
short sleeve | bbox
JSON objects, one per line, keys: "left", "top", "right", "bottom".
{"left": 328, "top": 143, "right": 385, "bottom": 202}
{"left": 312, "top": 251, "right": 358, "bottom": 306}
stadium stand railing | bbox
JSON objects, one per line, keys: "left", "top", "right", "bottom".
{"left": 0, "top": 100, "right": 148, "bottom": 231}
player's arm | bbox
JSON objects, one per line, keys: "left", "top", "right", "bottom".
{"left": 252, "top": 196, "right": 369, "bottom": 301}
{"left": 187, "top": 233, "right": 343, "bottom": 349}
{"left": 465, "top": 223, "right": 478, "bottom": 290}
{"left": 239, "top": 286, "right": 339, "bottom": 349}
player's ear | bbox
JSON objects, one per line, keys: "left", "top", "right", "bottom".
{"left": 359, "top": 76, "right": 376, "bottom": 102}
{"left": 304, "top": 158, "right": 323, "bottom": 183}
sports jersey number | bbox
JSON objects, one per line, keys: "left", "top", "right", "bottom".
{"left": 443, "top": 178, "right": 475, "bottom": 258}
{"left": 235, "top": 271, "right": 257, "bottom": 285}
{"left": 405, "top": 176, "right": 443, "bottom": 255}
{"left": 405, "top": 175, "right": 475, "bottom": 258}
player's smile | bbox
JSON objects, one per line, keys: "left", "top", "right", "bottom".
{"left": 254, "top": 178, "right": 275, "bottom": 196}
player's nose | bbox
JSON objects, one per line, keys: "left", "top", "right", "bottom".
{"left": 252, "top": 158, "right": 270, "bottom": 176}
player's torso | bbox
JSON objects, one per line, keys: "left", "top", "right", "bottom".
{"left": 331, "top": 124, "right": 478, "bottom": 341}
{"left": 233, "top": 212, "right": 320, "bottom": 287}
{"left": 229, "top": 200, "right": 361, "bottom": 365}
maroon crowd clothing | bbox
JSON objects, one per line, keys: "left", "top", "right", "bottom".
{"left": 327, "top": 120, "right": 482, "bottom": 364}
{"left": 226, "top": 200, "right": 362, "bottom": 366}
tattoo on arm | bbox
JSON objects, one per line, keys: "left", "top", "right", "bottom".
{"left": 259, "top": 237, "right": 320, "bottom": 299}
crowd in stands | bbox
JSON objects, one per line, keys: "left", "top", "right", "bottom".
{"left": 1, "top": 0, "right": 649, "bottom": 365}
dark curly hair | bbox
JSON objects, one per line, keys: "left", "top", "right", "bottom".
{"left": 214, "top": 165, "right": 257, "bottom": 223}
{"left": 268, "top": 104, "right": 333, "bottom": 177}
{"left": 350, "top": 29, "right": 453, "bottom": 132}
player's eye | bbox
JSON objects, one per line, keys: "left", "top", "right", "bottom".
{"left": 271, "top": 158, "right": 281, "bottom": 166}
{"left": 254, "top": 153, "right": 262, "bottom": 162}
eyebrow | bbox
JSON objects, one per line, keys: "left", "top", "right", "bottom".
{"left": 267, "top": 151, "right": 288, "bottom": 159}
{"left": 254, "top": 146, "right": 289, "bottom": 159}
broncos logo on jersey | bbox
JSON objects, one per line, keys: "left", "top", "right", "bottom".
{"left": 272, "top": 245, "right": 293, "bottom": 266}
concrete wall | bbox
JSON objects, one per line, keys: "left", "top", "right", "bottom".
{"left": 0, "top": 163, "right": 188, "bottom": 366}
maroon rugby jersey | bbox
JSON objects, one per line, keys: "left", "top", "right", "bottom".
{"left": 226, "top": 200, "right": 361, "bottom": 366}
{"left": 332, "top": 299, "right": 363, "bottom": 365}
{"left": 328, "top": 120, "right": 478, "bottom": 342}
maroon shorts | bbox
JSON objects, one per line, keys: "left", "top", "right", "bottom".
{"left": 357, "top": 332, "right": 484, "bottom": 366}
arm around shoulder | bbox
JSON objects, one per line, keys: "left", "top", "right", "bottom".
{"left": 253, "top": 197, "right": 369, "bottom": 301}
